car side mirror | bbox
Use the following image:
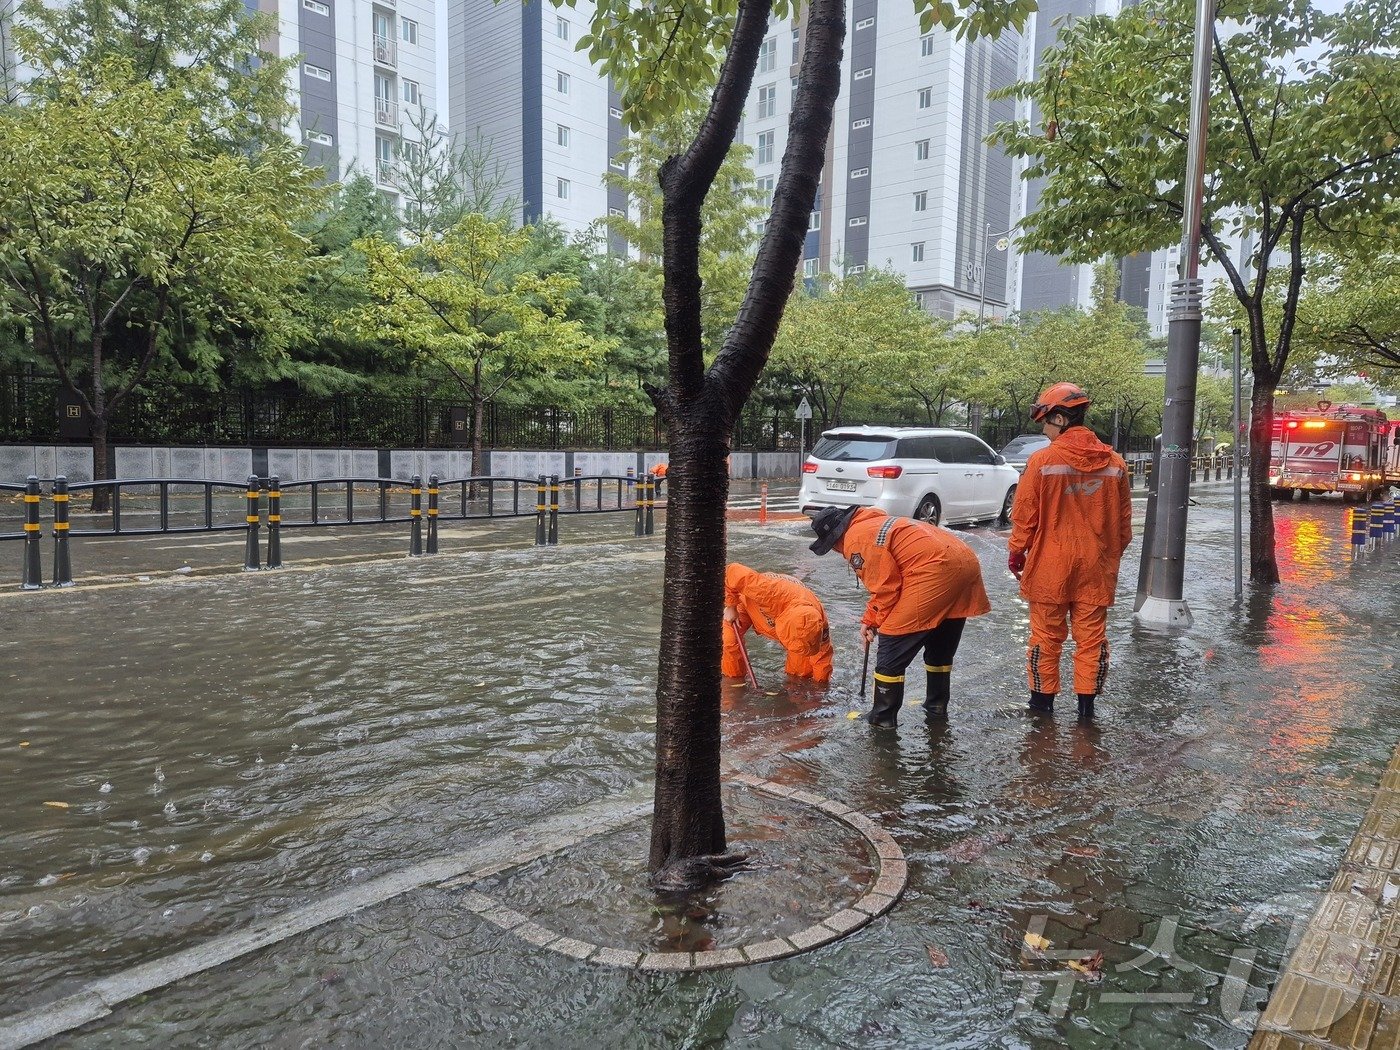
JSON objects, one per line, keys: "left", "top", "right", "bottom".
{"left": 993, "top": 454, "right": 1006, "bottom": 466}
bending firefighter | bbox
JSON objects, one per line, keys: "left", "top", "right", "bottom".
{"left": 722, "top": 563, "right": 834, "bottom": 683}
{"left": 810, "top": 507, "right": 990, "bottom": 725}
{"left": 1008, "top": 382, "right": 1132, "bottom": 718}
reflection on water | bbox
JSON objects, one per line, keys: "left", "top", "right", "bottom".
{"left": 0, "top": 493, "right": 1396, "bottom": 1048}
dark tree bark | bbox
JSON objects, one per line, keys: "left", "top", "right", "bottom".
{"left": 646, "top": 0, "right": 845, "bottom": 890}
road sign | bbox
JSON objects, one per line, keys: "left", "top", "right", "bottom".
{"left": 795, "top": 397, "right": 813, "bottom": 420}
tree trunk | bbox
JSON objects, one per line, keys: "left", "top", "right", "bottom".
{"left": 647, "top": 407, "right": 732, "bottom": 879}
{"left": 90, "top": 416, "right": 111, "bottom": 513}
{"left": 1247, "top": 379, "right": 1280, "bottom": 585}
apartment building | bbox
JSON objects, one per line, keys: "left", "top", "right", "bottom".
{"left": 448, "top": 0, "right": 626, "bottom": 235}
{"left": 741, "top": 5, "right": 1020, "bottom": 320}
{"left": 247, "top": 0, "right": 440, "bottom": 203}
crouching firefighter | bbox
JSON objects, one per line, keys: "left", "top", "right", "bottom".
{"left": 1008, "top": 382, "right": 1132, "bottom": 718}
{"left": 810, "top": 506, "right": 990, "bottom": 726}
{"left": 722, "top": 563, "right": 834, "bottom": 683}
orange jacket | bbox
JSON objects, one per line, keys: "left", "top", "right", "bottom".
{"left": 836, "top": 509, "right": 991, "bottom": 635}
{"left": 1009, "top": 426, "right": 1132, "bottom": 607}
{"left": 725, "top": 564, "right": 826, "bottom": 641}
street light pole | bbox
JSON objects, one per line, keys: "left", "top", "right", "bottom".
{"left": 1135, "top": 0, "right": 1216, "bottom": 629}
{"left": 977, "top": 222, "right": 1012, "bottom": 325}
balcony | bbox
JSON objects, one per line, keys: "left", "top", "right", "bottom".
{"left": 375, "top": 99, "right": 399, "bottom": 128}
{"left": 373, "top": 36, "right": 396, "bottom": 68}
{"left": 376, "top": 160, "right": 396, "bottom": 187}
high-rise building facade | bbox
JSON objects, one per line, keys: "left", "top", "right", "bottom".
{"left": 448, "top": 0, "right": 626, "bottom": 235}
{"left": 739, "top": 6, "right": 1020, "bottom": 319}
{"left": 247, "top": 0, "right": 440, "bottom": 203}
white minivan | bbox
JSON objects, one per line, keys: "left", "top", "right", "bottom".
{"left": 798, "top": 425, "right": 1021, "bottom": 527}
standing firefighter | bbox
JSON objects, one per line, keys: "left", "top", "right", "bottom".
{"left": 1008, "top": 382, "right": 1132, "bottom": 718}
{"left": 722, "top": 563, "right": 834, "bottom": 683}
{"left": 810, "top": 507, "right": 991, "bottom": 726}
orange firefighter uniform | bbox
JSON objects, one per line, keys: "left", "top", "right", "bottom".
{"left": 722, "top": 563, "right": 833, "bottom": 682}
{"left": 820, "top": 507, "right": 990, "bottom": 725}
{"left": 650, "top": 462, "right": 668, "bottom": 478}
{"left": 1009, "top": 425, "right": 1132, "bottom": 703}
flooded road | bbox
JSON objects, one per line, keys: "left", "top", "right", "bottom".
{"left": 2, "top": 486, "right": 1397, "bottom": 1047}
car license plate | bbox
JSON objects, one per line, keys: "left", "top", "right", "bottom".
{"left": 827, "top": 479, "right": 857, "bottom": 492}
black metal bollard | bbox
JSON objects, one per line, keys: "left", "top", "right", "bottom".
{"left": 409, "top": 474, "right": 423, "bottom": 556}
{"left": 535, "top": 475, "right": 547, "bottom": 546}
{"left": 20, "top": 476, "right": 42, "bottom": 590}
{"left": 243, "top": 475, "right": 261, "bottom": 571}
{"left": 548, "top": 474, "right": 560, "bottom": 545}
{"left": 51, "top": 476, "right": 73, "bottom": 587}
{"left": 266, "top": 476, "right": 283, "bottom": 569}
{"left": 634, "top": 476, "right": 644, "bottom": 537}
{"left": 427, "top": 474, "right": 439, "bottom": 555}
{"left": 644, "top": 475, "right": 655, "bottom": 536}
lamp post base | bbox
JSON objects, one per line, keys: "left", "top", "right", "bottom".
{"left": 1135, "top": 596, "right": 1194, "bottom": 629}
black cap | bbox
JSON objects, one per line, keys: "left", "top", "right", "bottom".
{"left": 809, "top": 505, "right": 858, "bottom": 555}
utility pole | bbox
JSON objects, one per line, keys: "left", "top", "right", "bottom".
{"left": 1135, "top": 0, "right": 1216, "bottom": 629}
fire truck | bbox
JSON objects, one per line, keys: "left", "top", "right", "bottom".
{"left": 1268, "top": 403, "right": 1400, "bottom": 501}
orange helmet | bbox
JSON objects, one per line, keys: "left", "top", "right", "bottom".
{"left": 1030, "top": 382, "right": 1091, "bottom": 423}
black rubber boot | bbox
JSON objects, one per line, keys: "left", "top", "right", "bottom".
{"left": 1077, "top": 693, "right": 1096, "bottom": 718}
{"left": 868, "top": 678, "right": 904, "bottom": 727}
{"left": 925, "top": 670, "right": 950, "bottom": 719}
{"left": 1029, "top": 691, "right": 1056, "bottom": 712}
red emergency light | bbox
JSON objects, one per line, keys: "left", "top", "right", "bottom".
{"left": 1286, "top": 420, "right": 1299, "bottom": 429}
{"left": 1301, "top": 420, "right": 1327, "bottom": 429}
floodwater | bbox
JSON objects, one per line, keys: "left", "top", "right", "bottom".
{"left": 1, "top": 486, "right": 1398, "bottom": 1047}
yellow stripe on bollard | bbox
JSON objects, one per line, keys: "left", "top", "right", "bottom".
{"left": 52, "top": 494, "right": 69, "bottom": 503}
{"left": 268, "top": 515, "right": 281, "bottom": 523}
{"left": 53, "top": 522, "right": 70, "bottom": 531}
{"left": 23, "top": 494, "right": 39, "bottom": 503}
{"left": 246, "top": 515, "right": 259, "bottom": 523}
{"left": 23, "top": 523, "right": 40, "bottom": 532}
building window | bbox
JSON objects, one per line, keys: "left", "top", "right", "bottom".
{"left": 848, "top": 216, "right": 867, "bottom": 226}
{"left": 918, "top": 87, "right": 932, "bottom": 109}
{"left": 803, "top": 258, "right": 818, "bottom": 278}
{"left": 756, "top": 220, "right": 767, "bottom": 237}
{"left": 911, "top": 242, "right": 925, "bottom": 262}
{"left": 792, "top": 27, "right": 800, "bottom": 60}
{"left": 921, "top": 35, "right": 935, "bottom": 56}
{"left": 302, "top": 0, "right": 329, "bottom": 15}
{"left": 791, "top": 75, "right": 799, "bottom": 93}
{"left": 758, "top": 84, "right": 777, "bottom": 119}
{"left": 305, "top": 129, "right": 333, "bottom": 145}
{"left": 914, "top": 291, "right": 927, "bottom": 309}
{"left": 303, "top": 63, "right": 331, "bottom": 82}
{"left": 556, "top": 16, "right": 570, "bottom": 40}
{"left": 557, "top": 71, "right": 570, "bottom": 94}
{"left": 852, "top": 118, "right": 871, "bottom": 129}
{"left": 850, "top": 166, "right": 869, "bottom": 178}
{"left": 557, "top": 124, "right": 570, "bottom": 147}
{"left": 809, "top": 210, "right": 821, "bottom": 231}
{"left": 609, "top": 158, "right": 626, "bottom": 170}
{"left": 400, "top": 18, "right": 418, "bottom": 45}
{"left": 913, "top": 191, "right": 927, "bottom": 212}
{"left": 402, "top": 79, "right": 419, "bottom": 105}
{"left": 609, "top": 106, "right": 623, "bottom": 119}
{"left": 557, "top": 177, "right": 571, "bottom": 199}
{"left": 375, "top": 135, "right": 394, "bottom": 183}
{"left": 759, "top": 37, "right": 777, "bottom": 73}
{"left": 756, "top": 130, "right": 774, "bottom": 165}
{"left": 854, "top": 67, "right": 873, "bottom": 81}
{"left": 916, "top": 138, "right": 930, "bottom": 160}
{"left": 848, "top": 264, "right": 866, "bottom": 274}
{"left": 855, "top": 16, "right": 875, "bottom": 29}
{"left": 756, "top": 174, "right": 775, "bottom": 205}
{"left": 609, "top": 207, "right": 625, "bottom": 217}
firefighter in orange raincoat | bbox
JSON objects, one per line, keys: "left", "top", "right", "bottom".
{"left": 1008, "top": 382, "right": 1132, "bottom": 718}
{"left": 809, "top": 506, "right": 991, "bottom": 725}
{"left": 722, "top": 563, "right": 834, "bottom": 683}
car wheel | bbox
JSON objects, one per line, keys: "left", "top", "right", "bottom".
{"left": 997, "top": 485, "right": 1017, "bottom": 527}
{"left": 913, "top": 493, "right": 941, "bottom": 525}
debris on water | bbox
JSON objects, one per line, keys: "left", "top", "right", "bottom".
{"left": 18, "top": 741, "right": 29, "bottom": 748}
{"left": 1023, "top": 932, "right": 1053, "bottom": 954}
{"left": 174, "top": 566, "right": 194, "bottom": 575}
{"left": 320, "top": 971, "right": 344, "bottom": 985}
{"left": 847, "top": 711, "right": 861, "bottom": 720}
{"left": 163, "top": 908, "right": 174, "bottom": 917}
{"left": 926, "top": 944, "right": 949, "bottom": 967}
{"left": 200, "top": 852, "right": 214, "bottom": 863}
{"left": 132, "top": 847, "right": 152, "bottom": 865}
{"left": 1068, "top": 950, "right": 1105, "bottom": 980}
{"left": 154, "top": 767, "right": 165, "bottom": 783}
{"left": 163, "top": 801, "right": 177, "bottom": 816}
{"left": 137, "top": 576, "right": 151, "bottom": 583}
{"left": 37, "top": 874, "right": 59, "bottom": 887}
{"left": 1065, "top": 844, "right": 1101, "bottom": 858}
{"left": 98, "top": 783, "right": 112, "bottom": 794}
{"left": 42, "top": 801, "right": 69, "bottom": 810}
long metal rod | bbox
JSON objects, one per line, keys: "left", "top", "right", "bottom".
{"left": 1135, "top": 0, "right": 1216, "bottom": 629}
{"left": 1232, "top": 328, "right": 1243, "bottom": 600}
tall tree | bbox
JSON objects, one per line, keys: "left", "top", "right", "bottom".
{"left": 393, "top": 109, "right": 517, "bottom": 240}
{"left": 0, "top": 59, "right": 317, "bottom": 499}
{"left": 570, "top": 0, "right": 1034, "bottom": 889}
{"left": 351, "top": 215, "right": 602, "bottom": 475}
{"left": 992, "top": 0, "right": 1400, "bottom": 583}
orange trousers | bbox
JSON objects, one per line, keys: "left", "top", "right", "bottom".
{"left": 722, "top": 605, "right": 833, "bottom": 683}
{"left": 1026, "top": 601, "right": 1110, "bottom": 697}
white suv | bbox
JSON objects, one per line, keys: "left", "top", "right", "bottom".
{"left": 798, "top": 425, "right": 1021, "bottom": 527}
